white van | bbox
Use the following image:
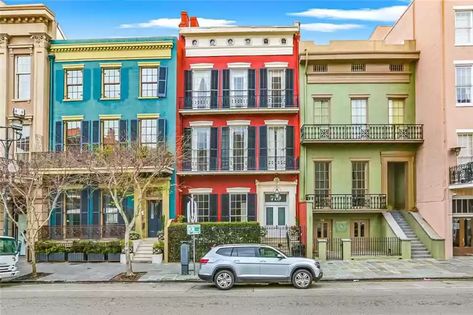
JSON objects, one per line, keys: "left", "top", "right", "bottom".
{"left": 0, "top": 236, "right": 20, "bottom": 280}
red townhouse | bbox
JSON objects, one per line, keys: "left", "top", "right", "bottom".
{"left": 176, "top": 12, "right": 301, "bottom": 232}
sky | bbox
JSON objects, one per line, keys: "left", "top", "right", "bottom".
{"left": 7, "top": 0, "right": 412, "bottom": 43}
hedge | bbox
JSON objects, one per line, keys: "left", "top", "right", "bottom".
{"left": 168, "top": 222, "right": 263, "bottom": 262}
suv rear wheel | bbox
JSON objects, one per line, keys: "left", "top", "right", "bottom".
{"left": 292, "top": 269, "right": 313, "bottom": 289}
{"left": 214, "top": 270, "right": 234, "bottom": 290}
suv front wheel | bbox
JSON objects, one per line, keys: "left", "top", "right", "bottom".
{"left": 292, "top": 269, "right": 313, "bottom": 289}
{"left": 214, "top": 270, "right": 235, "bottom": 290}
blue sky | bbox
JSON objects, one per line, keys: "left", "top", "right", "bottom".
{"left": 8, "top": 0, "right": 412, "bottom": 43}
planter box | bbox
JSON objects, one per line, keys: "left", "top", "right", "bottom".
{"left": 152, "top": 254, "right": 163, "bottom": 264}
{"left": 107, "top": 253, "right": 121, "bottom": 262}
{"left": 68, "top": 253, "right": 86, "bottom": 262}
{"left": 87, "top": 253, "right": 105, "bottom": 262}
{"left": 36, "top": 253, "right": 48, "bottom": 262}
{"left": 48, "top": 252, "right": 66, "bottom": 262}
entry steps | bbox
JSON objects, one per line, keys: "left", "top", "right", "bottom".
{"left": 132, "top": 238, "right": 158, "bottom": 263}
{"left": 391, "top": 211, "right": 432, "bottom": 259}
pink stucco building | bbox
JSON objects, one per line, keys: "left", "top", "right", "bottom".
{"left": 377, "top": 0, "right": 473, "bottom": 257}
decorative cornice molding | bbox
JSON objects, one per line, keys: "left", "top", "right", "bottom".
{"left": 0, "top": 33, "right": 9, "bottom": 49}
{"left": 50, "top": 41, "right": 173, "bottom": 54}
{"left": 0, "top": 15, "right": 52, "bottom": 25}
{"left": 30, "top": 33, "right": 50, "bottom": 49}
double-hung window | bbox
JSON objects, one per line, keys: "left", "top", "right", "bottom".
{"left": 65, "top": 121, "right": 82, "bottom": 152}
{"left": 102, "top": 68, "right": 121, "bottom": 99}
{"left": 102, "top": 120, "right": 119, "bottom": 146}
{"left": 313, "top": 98, "right": 330, "bottom": 124}
{"left": 229, "top": 126, "right": 248, "bottom": 171}
{"left": 140, "top": 119, "right": 158, "bottom": 148}
{"left": 192, "top": 70, "right": 211, "bottom": 109}
{"left": 458, "top": 133, "right": 473, "bottom": 164}
{"left": 351, "top": 98, "right": 368, "bottom": 139}
{"left": 352, "top": 161, "right": 369, "bottom": 207}
{"left": 267, "top": 126, "right": 286, "bottom": 170}
{"left": 65, "top": 190, "right": 81, "bottom": 226}
{"left": 229, "top": 193, "right": 247, "bottom": 222}
{"left": 268, "top": 69, "right": 285, "bottom": 108}
{"left": 65, "top": 69, "right": 83, "bottom": 100}
{"left": 456, "top": 10, "right": 473, "bottom": 45}
{"left": 314, "top": 161, "right": 330, "bottom": 207}
{"left": 230, "top": 69, "right": 248, "bottom": 108}
{"left": 102, "top": 193, "right": 119, "bottom": 224}
{"left": 140, "top": 66, "right": 159, "bottom": 98}
{"left": 191, "top": 127, "right": 210, "bottom": 171}
{"left": 15, "top": 125, "right": 30, "bottom": 162}
{"left": 456, "top": 65, "right": 472, "bottom": 104}
{"left": 193, "top": 194, "right": 210, "bottom": 222}
{"left": 388, "top": 98, "right": 405, "bottom": 124}
{"left": 15, "top": 55, "right": 31, "bottom": 100}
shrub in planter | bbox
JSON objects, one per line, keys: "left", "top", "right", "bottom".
{"left": 106, "top": 241, "right": 122, "bottom": 262}
{"left": 47, "top": 243, "right": 67, "bottom": 262}
{"left": 86, "top": 242, "right": 106, "bottom": 262}
{"left": 35, "top": 241, "right": 50, "bottom": 262}
{"left": 68, "top": 240, "right": 90, "bottom": 262}
{"left": 129, "top": 231, "right": 141, "bottom": 240}
{"left": 152, "top": 240, "right": 164, "bottom": 264}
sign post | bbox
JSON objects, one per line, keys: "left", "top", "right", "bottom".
{"left": 187, "top": 224, "right": 201, "bottom": 275}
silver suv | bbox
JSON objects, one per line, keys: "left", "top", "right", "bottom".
{"left": 198, "top": 244, "right": 323, "bottom": 290}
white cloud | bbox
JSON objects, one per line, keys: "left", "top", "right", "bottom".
{"left": 120, "top": 17, "right": 236, "bottom": 29}
{"left": 301, "top": 23, "right": 363, "bottom": 32}
{"left": 289, "top": 6, "right": 408, "bottom": 22}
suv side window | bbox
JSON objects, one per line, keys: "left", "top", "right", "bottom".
{"left": 259, "top": 247, "right": 280, "bottom": 258}
{"left": 216, "top": 248, "right": 233, "bottom": 256}
{"left": 234, "top": 247, "right": 257, "bottom": 257}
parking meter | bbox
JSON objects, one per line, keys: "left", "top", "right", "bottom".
{"left": 180, "top": 242, "right": 190, "bottom": 275}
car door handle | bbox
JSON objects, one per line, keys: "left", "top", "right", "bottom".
{"left": 233, "top": 260, "right": 240, "bottom": 263}
{"left": 259, "top": 260, "right": 266, "bottom": 263}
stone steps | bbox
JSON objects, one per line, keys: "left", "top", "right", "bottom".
{"left": 391, "top": 211, "right": 432, "bottom": 259}
{"left": 132, "top": 239, "right": 158, "bottom": 263}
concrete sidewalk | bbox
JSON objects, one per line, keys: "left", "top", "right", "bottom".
{"left": 7, "top": 257, "right": 473, "bottom": 283}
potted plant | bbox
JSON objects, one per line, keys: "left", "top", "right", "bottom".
{"left": 152, "top": 240, "right": 164, "bottom": 264}
{"left": 106, "top": 241, "right": 121, "bottom": 262}
{"left": 35, "top": 241, "right": 49, "bottom": 262}
{"left": 68, "top": 240, "right": 88, "bottom": 262}
{"left": 86, "top": 242, "right": 105, "bottom": 262}
{"left": 48, "top": 242, "right": 67, "bottom": 262}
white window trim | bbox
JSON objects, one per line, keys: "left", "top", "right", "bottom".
{"left": 227, "top": 120, "right": 250, "bottom": 126}
{"left": 189, "top": 188, "right": 213, "bottom": 194}
{"left": 455, "top": 9, "right": 473, "bottom": 46}
{"left": 189, "top": 121, "right": 213, "bottom": 127}
{"left": 264, "top": 62, "right": 288, "bottom": 69}
{"left": 455, "top": 62, "right": 473, "bottom": 106}
{"left": 227, "top": 187, "right": 251, "bottom": 193}
{"left": 264, "top": 120, "right": 288, "bottom": 126}
{"left": 457, "top": 129, "right": 473, "bottom": 134}
{"left": 454, "top": 6, "right": 473, "bottom": 10}
{"left": 227, "top": 62, "right": 251, "bottom": 69}
{"left": 190, "top": 63, "right": 214, "bottom": 70}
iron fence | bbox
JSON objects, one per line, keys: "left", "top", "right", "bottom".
{"left": 39, "top": 224, "right": 126, "bottom": 240}
{"left": 449, "top": 162, "right": 473, "bottom": 185}
{"left": 306, "top": 194, "right": 387, "bottom": 210}
{"left": 326, "top": 238, "right": 342, "bottom": 260}
{"left": 260, "top": 225, "right": 305, "bottom": 257}
{"left": 351, "top": 237, "right": 401, "bottom": 256}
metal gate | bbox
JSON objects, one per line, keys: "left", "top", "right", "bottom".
{"left": 327, "top": 238, "right": 342, "bottom": 260}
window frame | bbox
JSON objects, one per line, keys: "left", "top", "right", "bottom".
{"left": 457, "top": 132, "right": 473, "bottom": 164}
{"left": 139, "top": 66, "right": 159, "bottom": 98}
{"left": 351, "top": 161, "right": 369, "bottom": 196}
{"left": 229, "top": 193, "right": 248, "bottom": 222}
{"left": 14, "top": 55, "right": 31, "bottom": 101}
{"left": 64, "top": 190, "right": 81, "bottom": 226}
{"left": 101, "top": 119, "right": 120, "bottom": 147}
{"left": 455, "top": 10, "right": 473, "bottom": 46}
{"left": 64, "top": 69, "right": 84, "bottom": 101}
{"left": 388, "top": 98, "right": 406, "bottom": 124}
{"left": 229, "top": 126, "right": 248, "bottom": 171}
{"left": 102, "top": 192, "right": 119, "bottom": 225}
{"left": 139, "top": 118, "right": 158, "bottom": 148}
{"left": 456, "top": 64, "right": 473, "bottom": 106}
{"left": 191, "top": 127, "right": 211, "bottom": 171}
{"left": 313, "top": 98, "right": 331, "bottom": 124}
{"left": 192, "top": 193, "right": 210, "bottom": 222}
{"left": 64, "top": 120, "right": 82, "bottom": 152}
{"left": 101, "top": 67, "right": 121, "bottom": 100}
{"left": 314, "top": 161, "right": 331, "bottom": 197}
{"left": 351, "top": 98, "right": 368, "bottom": 124}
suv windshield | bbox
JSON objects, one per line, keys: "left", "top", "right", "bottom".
{"left": 0, "top": 238, "right": 18, "bottom": 255}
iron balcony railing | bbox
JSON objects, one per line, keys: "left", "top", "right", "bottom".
{"left": 449, "top": 161, "right": 473, "bottom": 185}
{"left": 180, "top": 149, "right": 298, "bottom": 172}
{"left": 301, "top": 124, "right": 423, "bottom": 142}
{"left": 351, "top": 237, "right": 401, "bottom": 257}
{"left": 305, "top": 194, "right": 387, "bottom": 210}
{"left": 39, "top": 224, "right": 126, "bottom": 240}
{"left": 180, "top": 90, "right": 299, "bottom": 110}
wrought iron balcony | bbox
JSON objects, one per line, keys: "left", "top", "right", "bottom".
{"left": 449, "top": 161, "right": 473, "bottom": 185}
{"left": 39, "top": 224, "right": 126, "bottom": 240}
{"left": 301, "top": 124, "right": 423, "bottom": 143}
{"left": 305, "top": 194, "right": 387, "bottom": 210}
{"left": 179, "top": 149, "right": 298, "bottom": 173}
{"left": 179, "top": 90, "right": 299, "bottom": 112}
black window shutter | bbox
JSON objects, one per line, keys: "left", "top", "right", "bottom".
{"left": 211, "top": 70, "right": 219, "bottom": 108}
{"left": 209, "top": 194, "right": 218, "bottom": 222}
{"left": 248, "top": 69, "right": 256, "bottom": 107}
{"left": 221, "top": 194, "right": 229, "bottom": 221}
{"left": 259, "top": 69, "right": 268, "bottom": 108}
{"left": 130, "top": 119, "right": 138, "bottom": 143}
{"left": 80, "top": 188, "right": 89, "bottom": 225}
{"left": 286, "top": 126, "right": 295, "bottom": 170}
{"left": 221, "top": 127, "right": 230, "bottom": 170}
{"left": 55, "top": 121, "right": 63, "bottom": 152}
{"left": 222, "top": 69, "right": 230, "bottom": 108}
{"left": 210, "top": 127, "right": 218, "bottom": 171}
{"left": 81, "top": 121, "right": 90, "bottom": 151}
{"left": 92, "top": 189, "right": 100, "bottom": 225}
{"left": 259, "top": 126, "right": 267, "bottom": 170}
{"left": 248, "top": 126, "right": 256, "bottom": 170}
{"left": 119, "top": 120, "right": 128, "bottom": 144}
{"left": 285, "top": 69, "right": 294, "bottom": 107}
{"left": 184, "top": 70, "right": 192, "bottom": 109}
{"left": 247, "top": 193, "right": 257, "bottom": 221}
{"left": 158, "top": 66, "right": 168, "bottom": 97}
{"left": 158, "top": 118, "right": 167, "bottom": 145}
{"left": 183, "top": 128, "right": 192, "bottom": 171}
{"left": 181, "top": 194, "right": 189, "bottom": 219}
{"left": 92, "top": 120, "right": 100, "bottom": 148}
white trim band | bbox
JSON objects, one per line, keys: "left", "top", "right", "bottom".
{"left": 226, "top": 187, "right": 251, "bottom": 193}
{"left": 227, "top": 120, "right": 251, "bottom": 126}
{"left": 227, "top": 62, "right": 251, "bottom": 69}
{"left": 264, "top": 120, "right": 288, "bottom": 126}
{"left": 189, "top": 121, "right": 214, "bottom": 127}
{"left": 264, "top": 62, "right": 288, "bottom": 68}
{"left": 190, "top": 63, "right": 214, "bottom": 70}
{"left": 189, "top": 188, "right": 213, "bottom": 194}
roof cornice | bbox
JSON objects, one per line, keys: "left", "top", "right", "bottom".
{"left": 50, "top": 41, "right": 174, "bottom": 54}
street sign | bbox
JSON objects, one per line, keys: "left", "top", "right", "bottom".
{"left": 187, "top": 224, "right": 201, "bottom": 235}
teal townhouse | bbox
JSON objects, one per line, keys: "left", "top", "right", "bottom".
{"left": 46, "top": 37, "right": 177, "bottom": 241}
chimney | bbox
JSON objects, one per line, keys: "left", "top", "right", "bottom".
{"left": 190, "top": 16, "right": 199, "bottom": 27}
{"left": 179, "top": 11, "right": 189, "bottom": 27}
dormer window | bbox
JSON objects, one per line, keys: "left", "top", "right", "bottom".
{"left": 263, "top": 38, "right": 269, "bottom": 45}
{"left": 281, "top": 38, "right": 287, "bottom": 45}
{"left": 227, "top": 39, "right": 234, "bottom": 46}
{"left": 245, "top": 38, "right": 251, "bottom": 45}
{"left": 192, "top": 40, "right": 198, "bottom": 47}
{"left": 209, "top": 39, "right": 216, "bottom": 46}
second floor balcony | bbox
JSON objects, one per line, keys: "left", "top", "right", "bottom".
{"left": 179, "top": 90, "right": 299, "bottom": 114}
{"left": 301, "top": 124, "right": 423, "bottom": 144}
{"left": 305, "top": 193, "right": 387, "bottom": 211}
{"left": 450, "top": 161, "right": 473, "bottom": 186}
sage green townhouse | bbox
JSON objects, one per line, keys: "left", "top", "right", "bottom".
{"left": 299, "top": 40, "right": 429, "bottom": 260}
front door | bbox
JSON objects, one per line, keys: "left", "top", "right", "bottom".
{"left": 313, "top": 220, "right": 331, "bottom": 254}
{"left": 453, "top": 217, "right": 473, "bottom": 256}
{"left": 387, "top": 162, "right": 407, "bottom": 209}
{"left": 147, "top": 200, "right": 162, "bottom": 238}
{"left": 351, "top": 220, "right": 369, "bottom": 252}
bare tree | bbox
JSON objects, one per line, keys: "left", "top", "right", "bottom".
{"left": 87, "top": 144, "right": 174, "bottom": 276}
{"left": 0, "top": 152, "right": 90, "bottom": 277}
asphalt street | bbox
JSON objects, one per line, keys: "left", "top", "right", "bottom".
{"left": 2, "top": 280, "right": 473, "bottom": 315}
